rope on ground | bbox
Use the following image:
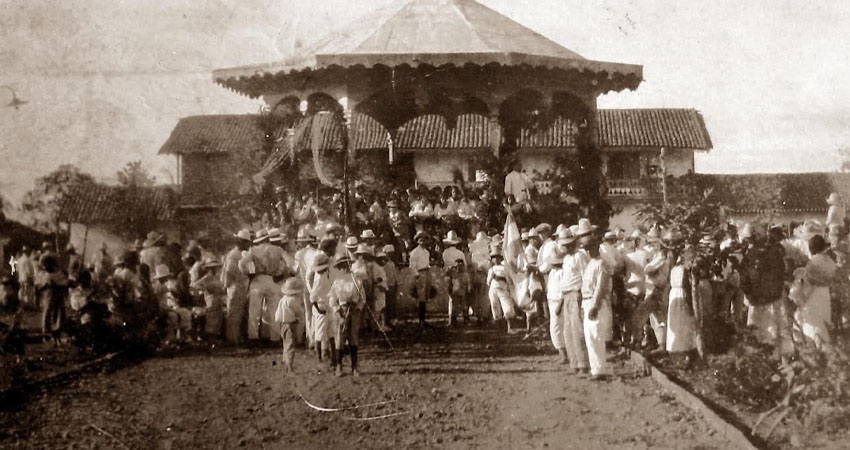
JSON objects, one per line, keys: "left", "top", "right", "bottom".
{"left": 88, "top": 422, "right": 131, "bottom": 450}
{"left": 280, "top": 337, "right": 407, "bottom": 420}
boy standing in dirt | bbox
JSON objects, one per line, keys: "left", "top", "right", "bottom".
{"left": 276, "top": 278, "right": 305, "bottom": 374}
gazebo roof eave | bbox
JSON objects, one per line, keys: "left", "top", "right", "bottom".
{"left": 212, "top": 54, "right": 643, "bottom": 98}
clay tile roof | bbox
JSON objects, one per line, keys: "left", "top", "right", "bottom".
{"left": 163, "top": 108, "right": 712, "bottom": 158}
{"left": 397, "top": 114, "right": 491, "bottom": 149}
{"left": 59, "top": 183, "right": 177, "bottom": 223}
{"left": 158, "top": 115, "right": 266, "bottom": 155}
{"left": 695, "top": 173, "right": 850, "bottom": 213}
{"left": 597, "top": 109, "right": 712, "bottom": 150}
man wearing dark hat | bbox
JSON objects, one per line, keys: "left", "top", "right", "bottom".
{"left": 223, "top": 229, "right": 252, "bottom": 344}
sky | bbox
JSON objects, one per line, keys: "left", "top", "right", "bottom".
{"left": 2, "top": 0, "right": 849, "bottom": 208}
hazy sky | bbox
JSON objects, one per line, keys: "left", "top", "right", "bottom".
{"left": 2, "top": 0, "right": 849, "bottom": 206}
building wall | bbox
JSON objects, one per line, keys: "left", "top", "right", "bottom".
{"left": 414, "top": 151, "right": 474, "bottom": 185}
{"left": 69, "top": 223, "right": 180, "bottom": 265}
{"left": 182, "top": 153, "right": 252, "bottom": 206}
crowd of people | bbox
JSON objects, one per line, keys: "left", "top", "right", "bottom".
{"left": 2, "top": 182, "right": 848, "bottom": 382}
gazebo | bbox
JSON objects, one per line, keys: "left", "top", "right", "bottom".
{"left": 213, "top": 0, "right": 642, "bottom": 157}
{"left": 212, "top": 0, "right": 643, "bottom": 227}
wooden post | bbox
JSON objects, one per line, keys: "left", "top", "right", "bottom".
{"left": 342, "top": 112, "right": 353, "bottom": 233}
{"left": 660, "top": 148, "right": 667, "bottom": 202}
{"left": 81, "top": 224, "right": 89, "bottom": 262}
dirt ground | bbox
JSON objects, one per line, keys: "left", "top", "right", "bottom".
{"left": 1, "top": 321, "right": 739, "bottom": 450}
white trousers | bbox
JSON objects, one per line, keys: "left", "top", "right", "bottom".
{"left": 489, "top": 285, "right": 515, "bottom": 320}
{"left": 547, "top": 297, "right": 565, "bottom": 350}
{"left": 248, "top": 275, "right": 281, "bottom": 341}
{"left": 582, "top": 298, "right": 612, "bottom": 376}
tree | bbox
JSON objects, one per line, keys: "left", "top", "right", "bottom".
{"left": 117, "top": 160, "right": 155, "bottom": 187}
{"left": 21, "top": 164, "right": 96, "bottom": 233}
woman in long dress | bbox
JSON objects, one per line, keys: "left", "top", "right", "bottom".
{"left": 792, "top": 235, "right": 836, "bottom": 347}
{"left": 666, "top": 246, "right": 697, "bottom": 356}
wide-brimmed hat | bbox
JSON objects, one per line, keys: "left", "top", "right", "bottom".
{"left": 603, "top": 231, "right": 618, "bottom": 242}
{"left": 268, "top": 228, "right": 286, "bottom": 243}
{"left": 382, "top": 244, "right": 395, "bottom": 253}
{"left": 344, "top": 236, "right": 359, "bottom": 249}
{"left": 296, "top": 231, "right": 315, "bottom": 243}
{"left": 281, "top": 278, "right": 303, "bottom": 296}
{"left": 535, "top": 223, "right": 552, "bottom": 235}
{"left": 698, "top": 234, "right": 717, "bottom": 247}
{"left": 555, "top": 224, "right": 567, "bottom": 235}
{"left": 444, "top": 230, "right": 461, "bottom": 245}
{"left": 152, "top": 264, "right": 173, "bottom": 280}
{"left": 143, "top": 231, "right": 165, "bottom": 248}
{"left": 360, "top": 229, "right": 377, "bottom": 240}
{"left": 557, "top": 228, "right": 576, "bottom": 245}
{"left": 628, "top": 229, "right": 644, "bottom": 241}
{"left": 312, "top": 253, "right": 330, "bottom": 272}
{"left": 253, "top": 229, "right": 269, "bottom": 244}
{"left": 354, "top": 243, "right": 374, "bottom": 257}
{"left": 474, "top": 231, "right": 488, "bottom": 242}
{"left": 520, "top": 231, "right": 529, "bottom": 241}
{"left": 527, "top": 228, "right": 540, "bottom": 239}
{"left": 414, "top": 231, "right": 429, "bottom": 242}
{"left": 575, "top": 219, "right": 598, "bottom": 237}
{"left": 375, "top": 251, "right": 387, "bottom": 259}
{"left": 324, "top": 222, "right": 343, "bottom": 236}
{"left": 827, "top": 192, "right": 841, "bottom": 205}
{"left": 234, "top": 228, "right": 253, "bottom": 242}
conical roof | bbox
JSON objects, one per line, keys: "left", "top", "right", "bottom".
{"left": 213, "top": 0, "right": 641, "bottom": 85}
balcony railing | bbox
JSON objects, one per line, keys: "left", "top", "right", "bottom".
{"left": 605, "top": 178, "right": 694, "bottom": 198}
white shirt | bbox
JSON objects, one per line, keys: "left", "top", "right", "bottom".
{"left": 561, "top": 252, "right": 588, "bottom": 293}
{"left": 546, "top": 266, "right": 564, "bottom": 301}
{"left": 625, "top": 249, "right": 648, "bottom": 296}
{"left": 442, "top": 246, "right": 466, "bottom": 268}
{"left": 537, "top": 240, "right": 558, "bottom": 274}
{"left": 409, "top": 246, "right": 430, "bottom": 272}
{"left": 469, "top": 238, "right": 491, "bottom": 271}
{"left": 504, "top": 170, "right": 532, "bottom": 203}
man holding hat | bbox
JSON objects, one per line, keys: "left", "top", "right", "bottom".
{"left": 410, "top": 231, "right": 433, "bottom": 327}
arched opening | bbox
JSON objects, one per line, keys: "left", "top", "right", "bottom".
{"left": 306, "top": 92, "right": 344, "bottom": 116}
{"left": 498, "top": 88, "right": 549, "bottom": 155}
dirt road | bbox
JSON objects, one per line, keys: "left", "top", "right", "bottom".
{"left": 1, "top": 324, "right": 738, "bottom": 449}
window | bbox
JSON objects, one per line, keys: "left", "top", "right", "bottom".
{"left": 607, "top": 154, "right": 641, "bottom": 179}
